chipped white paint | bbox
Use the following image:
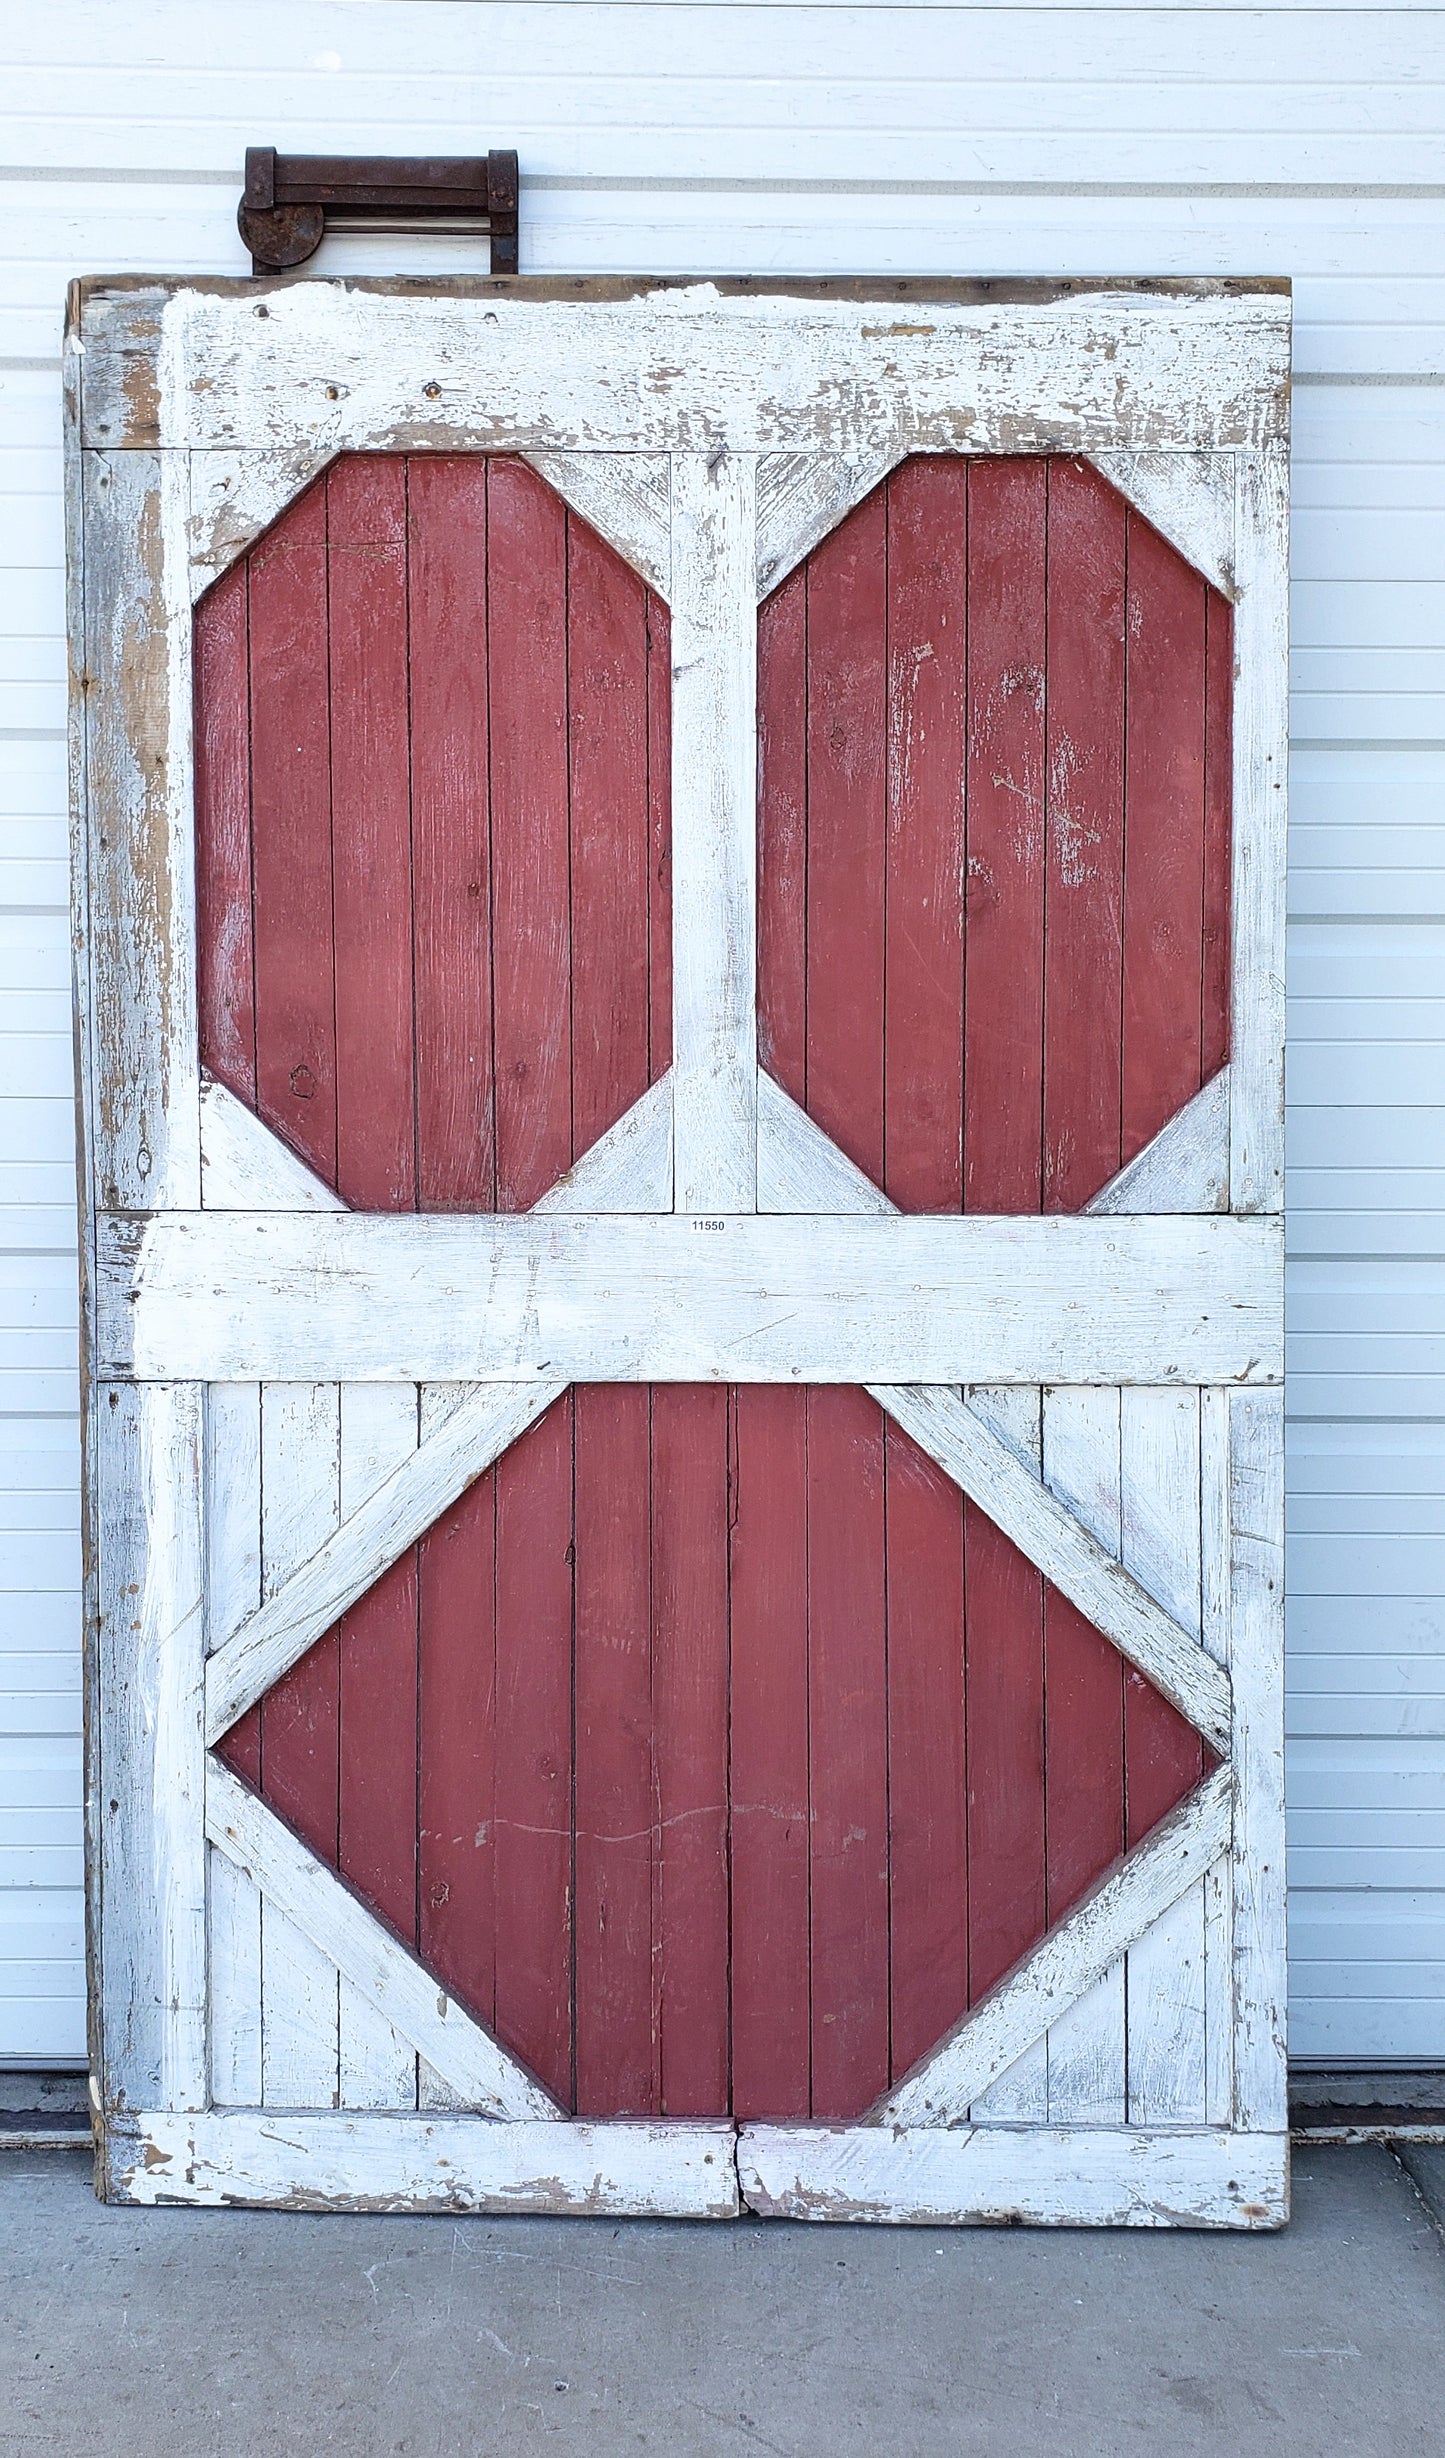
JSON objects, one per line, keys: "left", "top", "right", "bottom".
{"left": 1087, "top": 448, "right": 1237, "bottom": 597}
{"left": 200, "top": 1078, "right": 346, "bottom": 1211}
{"left": 738, "top": 2124, "right": 1287, "bottom": 2228}
{"left": 524, "top": 449, "right": 671, "bottom": 597}
{"left": 97, "top": 1208, "right": 1283, "bottom": 1392}
{"left": 108, "top": 2111, "right": 742, "bottom": 2217}
{"left": 755, "top": 447, "right": 904, "bottom": 595}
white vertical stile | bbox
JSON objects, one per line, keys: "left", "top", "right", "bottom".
{"left": 669, "top": 451, "right": 758, "bottom": 1211}
{"left": 1200, "top": 1387, "right": 1235, "bottom": 2127}
{"left": 337, "top": 1387, "right": 422, "bottom": 2110}
{"left": 259, "top": 1385, "right": 342, "bottom": 2108}
{"left": 82, "top": 448, "right": 200, "bottom": 1213}
{"left": 206, "top": 1385, "right": 263, "bottom": 2105}
{"left": 1041, "top": 1389, "right": 1126, "bottom": 2125}
{"left": 1228, "top": 1388, "right": 1288, "bottom": 2136}
{"left": 1229, "top": 447, "right": 1289, "bottom": 1214}
{"left": 1121, "top": 1391, "right": 1207, "bottom": 2125}
{"left": 96, "top": 1384, "right": 208, "bottom": 2117}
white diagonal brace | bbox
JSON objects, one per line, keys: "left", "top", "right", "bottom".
{"left": 205, "top": 1380, "right": 564, "bottom": 1744}
{"left": 879, "top": 1766, "right": 1234, "bottom": 2125}
{"left": 757, "top": 1072, "right": 1233, "bottom": 1748}
{"left": 200, "top": 1076, "right": 346, "bottom": 1211}
{"left": 1086, "top": 1068, "right": 1229, "bottom": 1216}
{"left": 523, "top": 450, "right": 671, "bottom": 598}
{"left": 670, "top": 450, "right": 758, "bottom": 1209}
{"left": 206, "top": 1760, "right": 561, "bottom": 2119}
{"left": 755, "top": 447, "right": 905, "bottom": 597}
{"left": 204, "top": 1079, "right": 673, "bottom": 1744}
{"left": 1087, "top": 448, "right": 1236, "bottom": 600}
{"left": 877, "top": 1384, "right": 1231, "bottom": 1752}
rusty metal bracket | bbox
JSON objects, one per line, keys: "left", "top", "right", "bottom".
{"left": 239, "top": 148, "right": 520, "bottom": 277}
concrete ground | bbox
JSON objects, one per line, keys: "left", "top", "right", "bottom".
{"left": 2, "top": 2145, "right": 1443, "bottom": 2457}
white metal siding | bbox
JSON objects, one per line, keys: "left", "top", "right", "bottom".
{"left": 1, "top": 0, "right": 1439, "bottom": 2065}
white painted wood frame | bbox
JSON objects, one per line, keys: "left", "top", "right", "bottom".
{"left": 70, "top": 274, "right": 1289, "bottom": 2223}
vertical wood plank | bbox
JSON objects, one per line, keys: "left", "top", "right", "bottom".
{"left": 493, "top": 1391, "right": 575, "bottom": 2110}
{"left": 569, "top": 511, "right": 653, "bottom": 1155}
{"left": 337, "top": 1385, "right": 419, "bottom": 2109}
{"left": 327, "top": 457, "right": 416, "bottom": 1212}
{"left": 807, "top": 1387, "right": 888, "bottom": 2119}
{"left": 670, "top": 452, "right": 758, "bottom": 1210}
{"left": 1202, "top": 590, "right": 1233, "bottom": 1090}
{"left": 206, "top": 1384, "right": 262, "bottom": 2105}
{"left": 193, "top": 558, "right": 255, "bottom": 1107}
{"left": 1044, "top": 459, "right": 1125, "bottom": 1210}
{"left": 1228, "top": 1386, "right": 1288, "bottom": 2133}
{"left": 1229, "top": 453, "right": 1289, "bottom": 1213}
{"left": 259, "top": 1383, "right": 341, "bottom": 2107}
{"left": 884, "top": 457, "right": 966, "bottom": 1212}
{"left": 83, "top": 449, "right": 201, "bottom": 1212}
{"left": 408, "top": 456, "right": 496, "bottom": 1212}
{"left": 804, "top": 486, "right": 887, "bottom": 1190}
{"left": 652, "top": 1384, "right": 731, "bottom": 2116}
{"left": 729, "top": 1385, "right": 810, "bottom": 2120}
{"left": 488, "top": 457, "right": 572, "bottom": 1212}
{"left": 1122, "top": 508, "right": 1207, "bottom": 1169}
{"left": 1041, "top": 1387, "right": 1125, "bottom": 2124}
{"left": 417, "top": 1386, "right": 498, "bottom": 2082}
{"left": 963, "top": 1496, "right": 1045, "bottom": 2004}
{"left": 647, "top": 589, "right": 674, "bottom": 1083}
{"left": 1122, "top": 1390, "right": 1206, "bottom": 2125}
{"left": 964, "top": 456, "right": 1046, "bottom": 1214}
{"left": 96, "top": 1383, "right": 208, "bottom": 2115}
{"left": 885, "top": 1415, "right": 968, "bottom": 2085}
{"left": 756, "top": 565, "right": 808, "bottom": 1108}
{"left": 1201, "top": 1386, "right": 1236, "bottom": 2127}
{"left": 248, "top": 476, "right": 337, "bottom": 1187}
{"left": 573, "top": 1386, "right": 656, "bottom": 2117}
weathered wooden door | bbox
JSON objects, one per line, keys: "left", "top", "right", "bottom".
{"left": 70, "top": 275, "right": 1289, "bottom": 2223}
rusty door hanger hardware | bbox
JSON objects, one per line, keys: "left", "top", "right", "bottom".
{"left": 239, "top": 148, "right": 520, "bottom": 276}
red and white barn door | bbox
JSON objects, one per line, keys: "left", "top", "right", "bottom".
{"left": 71, "top": 277, "right": 1289, "bottom": 2222}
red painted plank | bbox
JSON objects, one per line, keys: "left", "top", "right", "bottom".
{"left": 217, "top": 1703, "right": 262, "bottom": 1789}
{"left": 647, "top": 592, "right": 673, "bottom": 1082}
{"left": 651, "top": 1385, "right": 731, "bottom": 2116}
{"left": 573, "top": 1385, "right": 656, "bottom": 2117}
{"left": 408, "top": 456, "right": 496, "bottom": 1212}
{"left": 193, "top": 559, "right": 256, "bottom": 1105}
{"left": 964, "top": 457, "right": 1048, "bottom": 1214}
{"left": 885, "top": 1414, "right": 968, "bottom": 2082}
{"left": 326, "top": 457, "right": 416, "bottom": 1212}
{"left": 487, "top": 459, "right": 572, "bottom": 1210}
{"left": 247, "top": 476, "right": 337, "bottom": 1186}
{"left": 756, "top": 566, "right": 809, "bottom": 1107}
{"left": 568, "top": 514, "right": 651, "bottom": 1156}
{"left": 807, "top": 1386, "right": 888, "bottom": 2119}
{"left": 1122, "top": 510, "right": 1207, "bottom": 1165}
{"left": 805, "top": 490, "right": 888, "bottom": 1187}
{"left": 492, "top": 1392, "right": 575, "bottom": 2109}
{"left": 883, "top": 456, "right": 967, "bottom": 1213}
{"left": 418, "top": 1479, "right": 497, "bottom": 2031}
{"left": 1126, "top": 1666, "right": 1204, "bottom": 1848}
{"left": 728, "top": 1384, "right": 811, "bottom": 2120}
{"left": 337, "top": 1553, "right": 419, "bottom": 1943}
{"left": 260, "top": 1640, "right": 341, "bottom": 1876}
{"left": 1043, "top": 458, "right": 1127, "bottom": 1210}
{"left": 964, "top": 1500, "right": 1045, "bottom": 2001}
{"left": 1202, "top": 592, "right": 1234, "bottom": 1082}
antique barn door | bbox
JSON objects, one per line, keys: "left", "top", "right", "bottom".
{"left": 69, "top": 276, "right": 1289, "bottom": 2222}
